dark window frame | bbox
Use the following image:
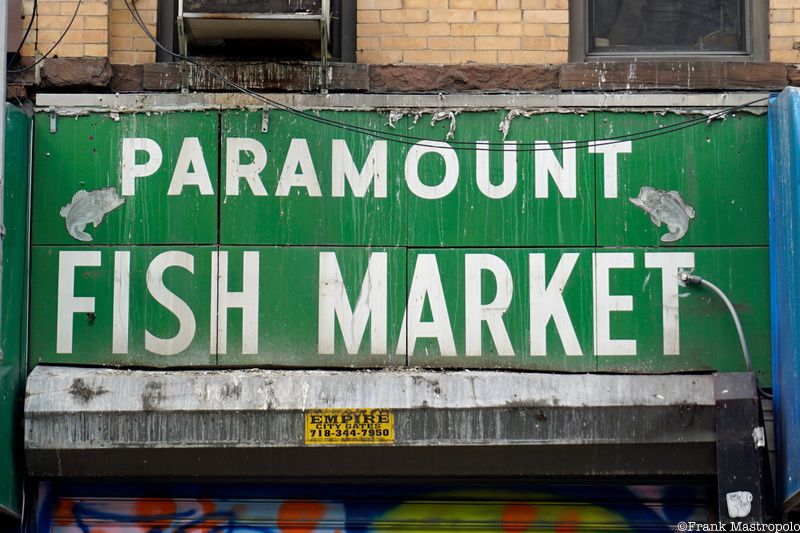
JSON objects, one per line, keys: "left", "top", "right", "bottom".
{"left": 568, "top": 0, "right": 768, "bottom": 62}
{"left": 156, "top": 0, "right": 356, "bottom": 63}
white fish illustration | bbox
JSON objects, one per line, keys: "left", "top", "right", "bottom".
{"left": 59, "top": 187, "right": 125, "bottom": 242}
{"left": 629, "top": 186, "right": 695, "bottom": 243}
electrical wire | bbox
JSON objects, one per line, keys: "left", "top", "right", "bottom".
{"left": 679, "top": 272, "right": 772, "bottom": 399}
{"left": 8, "top": 0, "right": 37, "bottom": 69}
{"left": 9, "top": 0, "right": 82, "bottom": 74}
{"left": 123, "top": 0, "right": 769, "bottom": 153}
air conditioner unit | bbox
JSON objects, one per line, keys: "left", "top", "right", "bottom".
{"left": 177, "top": 0, "right": 330, "bottom": 54}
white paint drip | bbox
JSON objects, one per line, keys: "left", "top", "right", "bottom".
{"left": 388, "top": 109, "right": 405, "bottom": 129}
{"left": 499, "top": 109, "right": 534, "bottom": 140}
{"left": 430, "top": 111, "right": 458, "bottom": 140}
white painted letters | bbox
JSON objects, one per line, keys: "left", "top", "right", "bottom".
{"left": 593, "top": 253, "right": 636, "bottom": 356}
{"left": 275, "top": 138, "right": 322, "bottom": 197}
{"left": 319, "top": 252, "right": 388, "bottom": 355}
{"left": 168, "top": 137, "right": 214, "bottom": 196}
{"left": 405, "top": 141, "right": 459, "bottom": 200}
{"left": 332, "top": 139, "right": 388, "bottom": 198}
{"left": 112, "top": 251, "right": 130, "bottom": 354}
{"left": 144, "top": 251, "right": 196, "bottom": 355}
{"left": 645, "top": 252, "right": 695, "bottom": 355}
{"left": 397, "top": 254, "right": 457, "bottom": 356}
{"left": 56, "top": 251, "right": 102, "bottom": 353}
{"left": 226, "top": 138, "right": 268, "bottom": 196}
{"left": 588, "top": 140, "right": 632, "bottom": 199}
{"left": 121, "top": 138, "right": 162, "bottom": 196}
{"left": 529, "top": 253, "right": 582, "bottom": 356}
{"left": 535, "top": 141, "right": 577, "bottom": 199}
{"left": 211, "top": 251, "right": 260, "bottom": 355}
{"left": 476, "top": 141, "right": 517, "bottom": 199}
{"left": 464, "top": 254, "right": 514, "bottom": 356}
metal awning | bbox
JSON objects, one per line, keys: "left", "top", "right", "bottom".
{"left": 24, "top": 365, "right": 753, "bottom": 480}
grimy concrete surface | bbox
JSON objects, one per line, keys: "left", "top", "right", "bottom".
{"left": 35, "top": 92, "right": 770, "bottom": 113}
{"left": 24, "top": 365, "right": 722, "bottom": 479}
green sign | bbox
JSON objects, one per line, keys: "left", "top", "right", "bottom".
{"left": 29, "top": 109, "right": 770, "bottom": 383}
{"left": 1, "top": 105, "right": 31, "bottom": 518}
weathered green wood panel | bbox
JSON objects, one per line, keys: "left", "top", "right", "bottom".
{"left": 406, "top": 248, "right": 595, "bottom": 371}
{"left": 30, "top": 247, "right": 215, "bottom": 367}
{"left": 406, "top": 111, "right": 595, "bottom": 247}
{"left": 218, "top": 246, "right": 406, "bottom": 367}
{"left": 596, "top": 112, "right": 768, "bottom": 247}
{"left": 405, "top": 248, "right": 770, "bottom": 383}
{"left": 32, "top": 111, "right": 218, "bottom": 245}
{"left": 0, "top": 105, "right": 30, "bottom": 518}
{"left": 220, "top": 110, "right": 407, "bottom": 246}
{"left": 594, "top": 247, "right": 771, "bottom": 384}
{"left": 25, "top": 109, "right": 771, "bottom": 384}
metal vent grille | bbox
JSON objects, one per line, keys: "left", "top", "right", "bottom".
{"left": 183, "top": 0, "right": 322, "bottom": 14}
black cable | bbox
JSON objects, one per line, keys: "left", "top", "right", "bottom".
{"left": 680, "top": 273, "right": 773, "bottom": 400}
{"left": 126, "top": 0, "right": 768, "bottom": 153}
{"left": 8, "top": 0, "right": 37, "bottom": 69}
{"left": 124, "top": 0, "right": 762, "bottom": 150}
{"left": 9, "top": 0, "right": 82, "bottom": 74}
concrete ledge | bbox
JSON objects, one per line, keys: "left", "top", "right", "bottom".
{"left": 34, "top": 92, "right": 771, "bottom": 113}
{"left": 25, "top": 366, "right": 720, "bottom": 478}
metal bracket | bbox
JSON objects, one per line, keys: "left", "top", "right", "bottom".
{"left": 320, "top": 0, "right": 329, "bottom": 94}
{"left": 49, "top": 110, "right": 57, "bottom": 134}
{"left": 714, "top": 373, "right": 774, "bottom": 524}
{"left": 261, "top": 109, "right": 269, "bottom": 134}
{"left": 176, "top": 16, "right": 189, "bottom": 94}
{"left": 34, "top": 51, "right": 42, "bottom": 86}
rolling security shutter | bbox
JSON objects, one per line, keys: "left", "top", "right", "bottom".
{"left": 40, "top": 485, "right": 709, "bottom": 531}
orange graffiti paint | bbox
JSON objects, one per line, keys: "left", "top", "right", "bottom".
{"left": 53, "top": 497, "right": 76, "bottom": 525}
{"left": 555, "top": 511, "right": 581, "bottom": 533}
{"left": 184, "top": 498, "right": 220, "bottom": 533}
{"left": 132, "top": 498, "right": 178, "bottom": 528}
{"left": 276, "top": 500, "right": 327, "bottom": 533}
{"left": 501, "top": 502, "right": 537, "bottom": 533}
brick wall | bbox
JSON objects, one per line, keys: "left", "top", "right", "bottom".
{"left": 770, "top": 1, "right": 800, "bottom": 64}
{"left": 12, "top": 0, "right": 800, "bottom": 66}
{"left": 16, "top": 0, "right": 155, "bottom": 63}
{"left": 19, "top": 0, "right": 110, "bottom": 58}
{"left": 108, "top": 0, "right": 156, "bottom": 64}
{"left": 357, "top": 0, "right": 569, "bottom": 64}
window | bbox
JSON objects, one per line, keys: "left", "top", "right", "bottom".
{"left": 156, "top": 0, "right": 355, "bottom": 62}
{"left": 569, "top": 0, "right": 768, "bottom": 61}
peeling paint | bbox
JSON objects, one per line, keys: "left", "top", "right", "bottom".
{"left": 499, "top": 109, "right": 534, "bottom": 140}
{"left": 706, "top": 111, "right": 729, "bottom": 125}
{"left": 59, "top": 187, "right": 125, "bottom": 242}
{"left": 629, "top": 186, "right": 695, "bottom": 243}
{"left": 388, "top": 109, "right": 404, "bottom": 129}
{"left": 43, "top": 103, "right": 767, "bottom": 119}
{"left": 430, "top": 111, "right": 457, "bottom": 140}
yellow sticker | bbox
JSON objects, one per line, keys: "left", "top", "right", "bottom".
{"left": 304, "top": 409, "right": 395, "bottom": 445}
